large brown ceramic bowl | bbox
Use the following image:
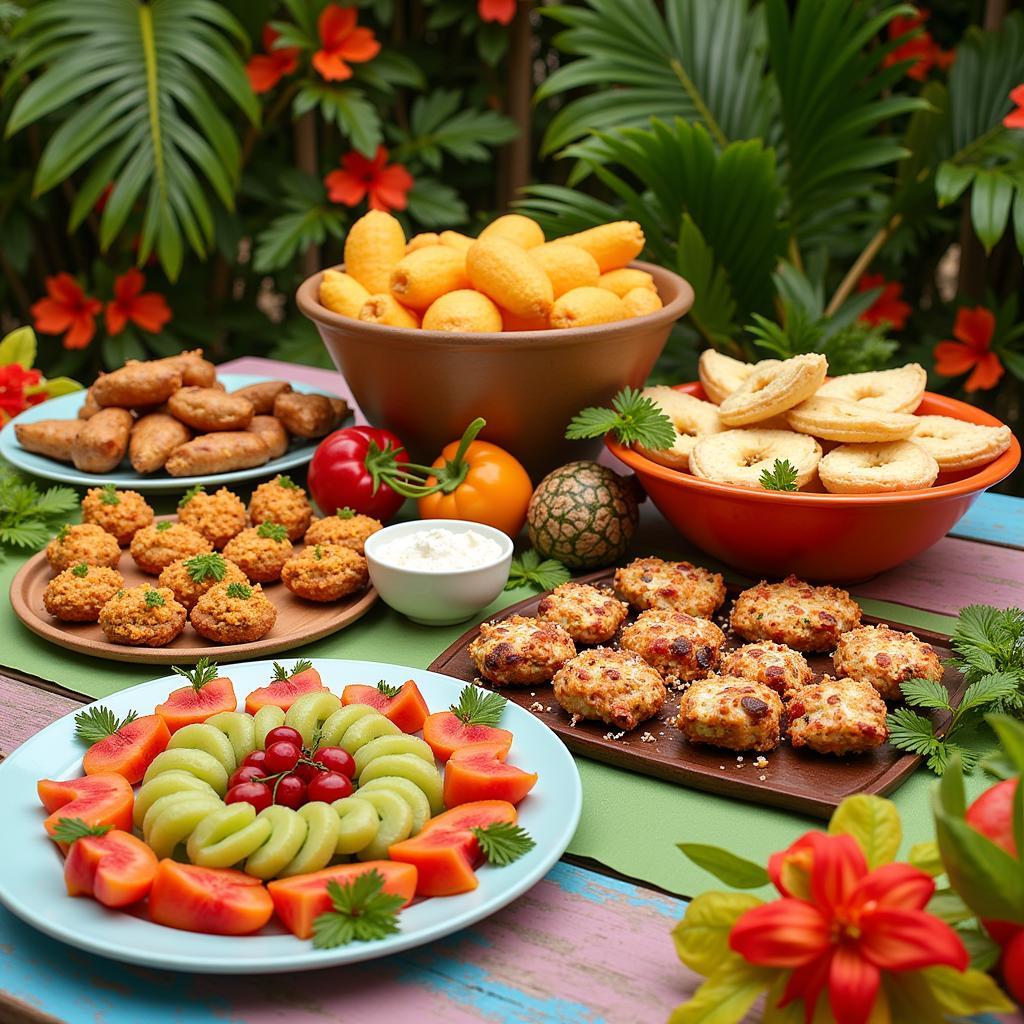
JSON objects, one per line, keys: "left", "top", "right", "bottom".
{"left": 296, "top": 261, "right": 694, "bottom": 478}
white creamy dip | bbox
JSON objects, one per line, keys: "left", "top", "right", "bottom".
{"left": 375, "top": 527, "right": 503, "bottom": 571}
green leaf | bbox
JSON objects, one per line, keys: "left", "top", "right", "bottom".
{"left": 470, "top": 822, "right": 536, "bottom": 866}
{"left": 900, "top": 678, "right": 953, "bottom": 710}
{"left": 0, "top": 326, "right": 37, "bottom": 368}
{"left": 566, "top": 386, "right": 675, "bottom": 449}
{"left": 828, "top": 795, "right": 901, "bottom": 869}
{"left": 668, "top": 956, "right": 773, "bottom": 1024}
{"left": 51, "top": 817, "right": 113, "bottom": 845}
{"left": 505, "top": 551, "right": 571, "bottom": 593}
{"left": 919, "top": 965, "right": 1015, "bottom": 1016}
{"left": 676, "top": 214, "right": 739, "bottom": 348}
{"left": 908, "top": 840, "right": 944, "bottom": 878}
{"left": 677, "top": 843, "right": 770, "bottom": 889}
{"left": 451, "top": 685, "right": 507, "bottom": 727}
{"left": 671, "top": 891, "right": 763, "bottom": 977}
{"left": 934, "top": 162, "right": 976, "bottom": 207}
{"left": 970, "top": 170, "right": 1014, "bottom": 253}
{"left": 758, "top": 459, "right": 799, "bottom": 492}
{"left": 925, "top": 888, "right": 974, "bottom": 925}
{"left": 74, "top": 705, "right": 139, "bottom": 746}
{"left": 985, "top": 713, "right": 1024, "bottom": 775}
{"left": 311, "top": 870, "right": 405, "bottom": 949}
{"left": 405, "top": 177, "right": 468, "bottom": 228}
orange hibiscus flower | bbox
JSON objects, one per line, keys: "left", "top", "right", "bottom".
{"left": 31, "top": 274, "right": 102, "bottom": 350}
{"left": 313, "top": 4, "right": 380, "bottom": 82}
{"left": 105, "top": 269, "right": 172, "bottom": 337}
{"left": 247, "top": 25, "right": 300, "bottom": 94}
{"left": 857, "top": 273, "right": 911, "bottom": 330}
{"left": 883, "top": 7, "right": 954, "bottom": 81}
{"left": 478, "top": 0, "right": 517, "bottom": 24}
{"left": 1004, "top": 84, "right": 1024, "bottom": 130}
{"left": 325, "top": 146, "right": 414, "bottom": 212}
{"left": 933, "top": 306, "right": 1004, "bottom": 392}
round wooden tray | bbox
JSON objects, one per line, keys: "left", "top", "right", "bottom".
{"left": 11, "top": 542, "right": 378, "bottom": 665}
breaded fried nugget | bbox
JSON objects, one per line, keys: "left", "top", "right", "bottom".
{"left": 98, "top": 584, "right": 186, "bottom": 647}
{"left": 720, "top": 641, "right": 814, "bottom": 700}
{"left": 177, "top": 485, "right": 247, "bottom": 548}
{"left": 249, "top": 475, "right": 313, "bottom": 541}
{"left": 304, "top": 508, "right": 382, "bottom": 555}
{"left": 190, "top": 580, "right": 277, "bottom": 644}
{"left": 614, "top": 557, "right": 726, "bottom": 618}
{"left": 46, "top": 524, "right": 122, "bottom": 573}
{"left": 130, "top": 521, "right": 212, "bottom": 575}
{"left": 468, "top": 614, "right": 576, "bottom": 686}
{"left": 676, "top": 675, "right": 783, "bottom": 752}
{"left": 536, "top": 582, "right": 628, "bottom": 644}
{"left": 280, "top": 543, "right": 369, "bottom": 602}
{"left": 832, "top": 624, "right": 943, "bottom": 700}
{"left": 43, "top": 563, "right": 124, "bottom": 622}
{"left": 786, "top": 676, "right": 888, "bottom": 755}
{"left": 552, "top": 648, "right": 666, "bottom": 731}
{"left": 81, "top": 485, "right": 154, "bottom": 546}
{"left": 620, "top": 609, "right": 725, "bottom": 683}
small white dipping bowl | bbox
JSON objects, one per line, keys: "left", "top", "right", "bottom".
{"left": 364, "top": 519, "right": 514, "bottom": 626}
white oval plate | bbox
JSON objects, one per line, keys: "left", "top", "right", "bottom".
{"left": 0, "top": 659, "right": 582, "bottom": 973}
{"left": 0, "top": 373, "right": 347, "bottom": 492}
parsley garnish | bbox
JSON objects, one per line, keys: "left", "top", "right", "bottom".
{"left": 336, "top": 507, "right": 355, "bottom": 519}
{"left": 311, "top": 870, "right": 405, "bottom": 949}
{"left": 71, "top": 562, "right": 89, "bottom": 578}
{"left": 52, "top": 817, "right": 113, "bottom": 845}
{"left": 99, "top": 484, "right": 120, "bottom": 506}
{"left": 565, "top": 386, "right": 675, "bottom": 449}
{"left": 451, "top": 685, "right": 507, "bottom": 727}
{"left": 257, "top": 521, "right": 288, "bottom": 542}
{"left": 185, "top": 552, "right": 226, "bottom": 584}
{"left": 178, "top": 484, "right": 205, "bottom": 508}
{"left": 156, "top": 521, "right": 172, "bottom": 532}
{"left": 471, "top": 821, "right": 536, "bottom": 866}
{"left": 145, "top": 588, "right": 166, "bottom": 607}
{"left": 226, "top": 582, "right": 252, "bottom": 600}
{"left": 314, "top": 545, "right": 324, "bottom": 560}
{"left": 0, "top": 475, "right": 77, "bottom": 555}
{"left": 172, "top": 656, "right": 220, "bottom": 692}
{"left": 505, "top": 550, "right": 571, "bottom": 592}
{"left": 276, "top": 475, "right": 299, "bottom": 490}
{"left": 56, "top": 524, "right": 70, "bottom": 543}
{"left": 759, "top": 459, "right": 799, "bottom": 492}
{"left": 376, "top": 680, "right": 401, "bottom": 698}
{"left": 272, "top": 658, "right": 313, "bottom": 681}
{"left": 74, "top": 705, "right": 139, "bottom": 745}
{"left": 887, "top": 605, "right": 1024, "bottom": 774}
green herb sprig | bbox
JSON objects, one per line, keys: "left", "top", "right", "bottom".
{"left": 173, "top": 656, "right": 220, "bottom": 692}
{"left": 505, "top": 550, "right": 571, "bottom": 593}
{"left": 272, "top": 658, "right": 313, "bottom": 681}
{"left": 257, "top": 521, "right": 288, "bottom": 542}
{"left": 451, "top": 685, "right": 507, "bottom": 727}
{"left": 226, "top": 582, "right": 252, "bottom": 600}
{"left": 759, "top": 458, "right": 799, "bottom": 492}
{"left": 185, "top": 552, "right": 227, "bottom": 584}
{"left": 376, "top": 680, "right": 401, "bottom": 698}
{"left": 178, "top": 484, "right": 205, "bottom": 508}
{"left": 311, "top": 870, "right": 405, "bottom": 949}
{"left": 471, "top": 822, "right": 536, "bottom": 866}
{"left": 74, "top": 705, "right": 139, "bottom": 745}
{"left": 52, "top": 817, "right": 113, "bottom": 845}
{"left": 275, "top": 475, "right": 299, "bottom": 490}
{"left": 71, "top": 562, "right": 90, "bottom": 578}
{"left": 565, "top": 387, "right": 675, "bottom": 449}
{"left": 145, "top": 588, "right": 165, "bottom": 607}
{"left": 99, "top": 484, "right": 120, "bottom": 506}
{"left": 0, "top": 474, "right": 77, "bottom": 555}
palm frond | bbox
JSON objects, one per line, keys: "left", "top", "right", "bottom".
{"left": 5, "top": 0, "right": 258, "bottom": 281}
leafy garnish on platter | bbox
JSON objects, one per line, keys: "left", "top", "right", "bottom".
{"left": 565, "top": 386, "right": 675, "bottom": 449}
{"left": 52, "top": 817, "right": 112, "bottom": 845}
{"left": 257, "top": 521, "right": 288, "bottom": 542}
{"left": 471, "top": 822, "right": 536, "bottom": 866}
{"left": 145, "top": 588, "right": 165, "bottom": 607}
{"left": 505, "top": 549, "right": 571, "bottom": 592}
{"left": 226, "top": 582, "right": 252, "bottom": 600}
{"left": 336, "top": 507, "right": 356, "bottom": 519}
{"left": 173, "top": 656, "right": 220, "bottom": 692}
{"left": 888, "top": 605, "right": 1024, "bottom": 774}
{"left": 311, "top": 870, "right": 405, "bottom": 949}
{"left": 451, "top": 684, "right": 507, "bottom": 727}
{"left": 71, "top": 562, "right": 90, "bottom": 578}
{"left": 376, "top": 680, "right": 401, "bottom": 698}
{"left": 185, "top": 552, "right": 226, "bottom": 583}
{"left": 99, "top": 484, "right": 120, "bottom": 506}
{"left": 759, "top": 458, "right": 799, "bottom": 491}
{"left": 276, "top": 475, "right": 299, "bottom": 490}
{"left": 273, "top": 658, "right": 313, "bottom": 680}
{"left": 178, "top": 484, "right": 205, "bottom": 507}
{"left": 0, "top": 473, "right": 77, "bottom": 556}
{"left": 74, "top": 705, "right": 139, "bottom": 744}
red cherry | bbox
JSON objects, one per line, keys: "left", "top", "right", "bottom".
{"left": 273, "top": 773, "right": 307, "bottom": 809}
{"left": 313, "top": 746, "right": 356, "bottom": 779}
{"left": 1003, "top": 929, "right": 1024, "bottom": 1002}
{"left": 306, "top": 771, "right": 354, "bottom": 803}
{"left": 264, "top": 740, "right": 302, "bottom": 774}
{"left": 242, "top": 750, "right": 268, "bottom": 771}
{"left": 264, "top": 725, "right": 304, "bottom": 749}
{"left": 226, "top": 781, "right": 272, "bottom": 812}
{"left": 228, "top": 765, "right": 266, "bottom": 790}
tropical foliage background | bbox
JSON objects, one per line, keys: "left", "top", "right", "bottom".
{"left": 1, "top": 0, "right": 1022, "bottom": 464}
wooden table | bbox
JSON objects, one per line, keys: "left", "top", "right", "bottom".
{"left": 0, "top": 381, "right": 1020, "bottom": 1021}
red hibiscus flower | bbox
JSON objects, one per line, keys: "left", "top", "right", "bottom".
{"left": 933, "top": 306, "right": 1004, "bottom": 392}
{"left": 857, "top": 273, "right": 911, "bottom": 330}
{"left": 313, "top": 4, "right": 380, "bottom": 82}
{"left": 478, "top": 0, "right": 517, "bottom": 25}
{"left": 884, "top": 8, "right": 954, "bottom": 81}
{"left": 730, "top": 833, "right": 968, "bottom": 1024}
{"left": 1004, "top": 84, "right": 1024, "bottom": 130}
{"left": 325, "top": 146, "right": 414, "bottom": 212}
{"left": 31, "top": 273, "right": 102, "bottom": 350}
{"left": 105, "top": 269, "right": 172, "bottom": 337}
{"left": 246, "top": 25, "right": 300, "bottom": 94}
{"left": 0, "top": 364, "right": 45, "bottom": 421}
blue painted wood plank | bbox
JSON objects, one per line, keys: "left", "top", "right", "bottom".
{"left": 949, "top": 492, "right": 1024, "bottom": 549}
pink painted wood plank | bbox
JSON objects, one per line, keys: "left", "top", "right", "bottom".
{"left": 853, "top": 535, "right": 1024, "bottom": 617}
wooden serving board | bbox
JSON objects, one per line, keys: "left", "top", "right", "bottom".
{"left": 429, "top": 571, "right": 966, "bottom": 819}
{"left": 10, "top": 520, "right": 378, "bottom": 665}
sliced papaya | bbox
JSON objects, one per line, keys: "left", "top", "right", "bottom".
{"left": 37, "top": 774, "right": 134, "bottom": 851}
{"left": 341, "top": 680, "right": 429, "bottom": 734}
{"left": 388, "top": 800, "right": 517, "bottom": 897}
{"left": 82, "top": 714, "right": 170, "bottom": 785}
{"left": 267, "top": 861, "right": 417, "bottom": 940}
{"left": 422, "top": 711, "right": 512, "bottom": 763}
{"left": 64, "top": 828, "right": 158, "bottom": 908}
{"left": 443, "top": 742, "right": 537, "bottom": 808}
{"left": 149, "top": 860, "right": 273, "bottom": 935}
{"left": 244, "top": 661, "right": 328, "bottom": 716}
{"left": 155, "top": 661, "right": 237, "bottom": 734}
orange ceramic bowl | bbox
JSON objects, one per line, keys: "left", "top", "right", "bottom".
{"left": 607, "top": 383, "right": 1021, "bottom": 582}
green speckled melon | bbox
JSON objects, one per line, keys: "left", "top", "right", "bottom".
{"left": 526, "top": 461, "right": 641, "bottom": 569}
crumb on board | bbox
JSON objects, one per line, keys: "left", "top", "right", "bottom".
{"left": 569, "top": 714, "right": 580, "bottom": 727}
{"left": 640, "top": 731, "right": 655, "bottom": 744}
{"left": 759, "top": 775, "right": 767, "bottom": 781}
{"left": 603, "top": 730, "right": 626, "bottom": 741}
{"left": 530, "top": 701, "right": 545, "bottom": 712}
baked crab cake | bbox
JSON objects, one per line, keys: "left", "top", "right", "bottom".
{"left": 720, "top": 641, "right": 815, "bottom": 700}
{"left": 98, "top": 584, "right": 187, "bottom": 647}
{"left": 46, "top": 524, "right": 122, "bottom": 573}
{"left": 280, "top": 543, "right": 369, "bottom": 602}
{"left": 675, "top": 675, "right": 783, "bottom": 752}
{"left": 304, "top": 508, "right": 383, "bottom": 554}
{"left": 786, "top": 676, "right": 888, "bottom": 756}
{"left": 536, "top": 582, "right": 629, "bottom": 644}
{"left": 729, "top": 575, "right": 862, "bottom": 652}
{"left": 81, "top": 485, "right": 154, "bottom": 545}
{"left": 619, "top": 609, "right": 725, "bottom": 684}
{"left": 552, "top": 648, "right": 667, "bottom": 731}
{"left": 468, "top": 614, "right": 576, "bottom": 686}
{"left": 249, "top": 475, "right": 313, "bottom": 541}
{"left": 190, "top": 580, "right": 277, "bottom": 645}
{"left": 614, "top": 557, "right": 726, "bottom": 618}
{"left": 43, "top": 563, "right": 124, "bottom": 622}
{"left": 177, "top": 485, "right": 247, "bottom": 549}
{"left": 832, "top": 624, "right": 943, "bottom": 700}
